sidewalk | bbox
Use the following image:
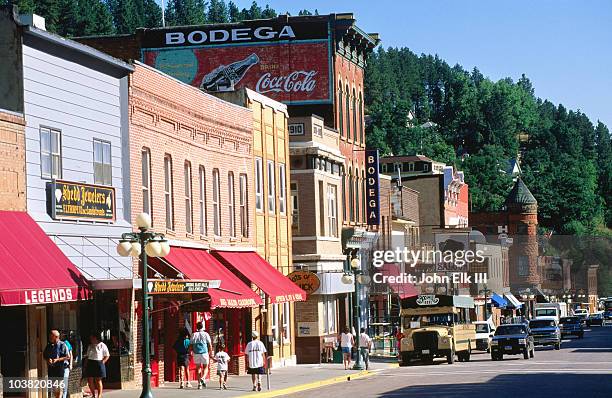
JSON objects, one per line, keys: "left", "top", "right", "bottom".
{"left": 105, "top": 359, "right": 396, "bottom": 398}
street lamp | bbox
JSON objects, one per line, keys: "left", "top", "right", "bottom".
{"left": 117, "top": 213, "right": 170, "bottom": 398}
{"left": 479, "top": 285, "right": 492, "bottom": 320}
{"left": 350, "top": 255, "right": 366, "bottom": 371}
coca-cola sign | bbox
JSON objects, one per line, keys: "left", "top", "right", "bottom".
{"left": 142, "top": 40, "right": 331, "bottom": 104}
{"left": 256, "top": 71, "right": 317, "bottom": 94}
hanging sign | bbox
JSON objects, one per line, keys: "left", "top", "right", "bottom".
{"left": 50, "top": 180, "right": 115, "bottom": 222}
{"left": 365, "top": 149, "right": 381, "bottom": 225}
{"left": 287, "top": 270, "right": 320, "bottom": 294}
{"left": 146, "top": 280, "right": 220, "bottom": 295}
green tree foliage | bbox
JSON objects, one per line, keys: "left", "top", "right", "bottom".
{"left": 365, "top": 47, "right": 611, "bottom": 232}
{"left": 208, "top": 0, "right": 228, "bottom": 23}
{"left": 78, "top": 0, "right": 114, "bottom": 35}
{"left": 227, "top": 1, "right": 240, "bottom": 22}
{"left": 165, "top": 0, "right": 207, "bottom": 26}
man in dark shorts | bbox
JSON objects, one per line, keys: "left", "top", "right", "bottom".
{"left": 43, "top": 330, "right": 70, "bottom": 398}
{"left": 245, "top": 331, "right": 267, "bottom": 392}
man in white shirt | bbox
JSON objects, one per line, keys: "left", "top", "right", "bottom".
{"left": 359, "top": 328, "right": 372, "bottom": 370}
{"left": 191, "top": 322, "right": 212, "bottom": 389}
{"left": 245, "top": 331, "right": 267, "bottom": 392}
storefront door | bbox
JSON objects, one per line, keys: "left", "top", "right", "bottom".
{"left": 164, "top": 304, "right": 179, "bottom": 383}
{"left": 149, "top": 310, "right": 161, "bottom": 387}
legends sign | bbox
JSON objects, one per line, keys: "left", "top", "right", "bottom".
{"left": 146, "top": 280, "right": 218, "bottom": 295}
{"left": 50, "top": 180, "right": 115, "bottom": 222}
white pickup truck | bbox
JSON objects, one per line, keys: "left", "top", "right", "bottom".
{"left": 534, "top": 303, "right": 568, "bottom": 321}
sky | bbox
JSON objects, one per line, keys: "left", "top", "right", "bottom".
{"left": 161, "top": 0, "right": 612, "bottom": 128}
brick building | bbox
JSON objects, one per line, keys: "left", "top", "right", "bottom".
{"left": 127, "top": 62, "right": 258, "bottom": 384}
{"left": 470, "top": 178, "right": 540, "bottom": 301}
{"left": 127, "top": 63, "right": 304, "bottom": 385}
{"left": 212, "top": 88, "right": 300, "bottom": 368}
{"left": 76, "top": 11, "right": 378, "bottom": 359}
{"left": 286, "top": 115, "right": 349, "bottom": 363}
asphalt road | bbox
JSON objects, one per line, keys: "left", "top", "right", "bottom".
{"left": 289, "top": 325, "right": 612, "bottom": 398}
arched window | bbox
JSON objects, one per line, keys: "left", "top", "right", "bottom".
{"left": 212, "top": 168, "right": 221, "bottom": 236}
{"left": 141, "top": 148, "right": 152, "bottom": 222}
{"left": 348, "top": 167, "right": 354, "bottom": 222}
{"left": 164, "top": 154, "right": 173, "bottom": 230}
{"left": 354, "top": 169, "right": 360, "bottom": 223}
{"left": 345, "top": 85, "right": 351, "bottom": 141}
{"left": 352, "top": 88, "right": 357, "bottom": 144}
{"left": 341, "top": 166, "right": 347, "bottom": 223}
{"left": 184, "top": 161, "right": 193, "bottom": 234}
{"left": 199, "top": 166, "right": 206, "bottom": 235}
{"left": 228, "top": 172, "right": 236, "bottom": 237}
{"left": 359, "top": 92, "right": 364, "bottom": 145}
{"left": 338, "top": 83, "right": 344, "bottom": 137}
{"left": 362, "top": 169, "right": 366, "bottom": 223}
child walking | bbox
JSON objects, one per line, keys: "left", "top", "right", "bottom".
{"left": 213, "top": 344, "right": 231, "bottom": 390}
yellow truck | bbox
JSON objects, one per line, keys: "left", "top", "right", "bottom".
{"left": 399, "top": 295, "right": 475, "bottom": 365}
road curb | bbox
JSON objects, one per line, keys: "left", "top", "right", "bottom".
{"left": 235, "top": 364, "right": 396, "bottom": 398}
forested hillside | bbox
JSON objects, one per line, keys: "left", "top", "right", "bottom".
{"left": 365, "top": 48, "right": 612, "bottom": 234}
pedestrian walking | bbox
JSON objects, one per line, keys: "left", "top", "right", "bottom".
{"left": 395, "top": 329, "right": 404, "bottom": 358}
{"left": 172, "top": 328, "right": 191, "bottom": 389}
{"left": 213, "top": 344, "right": 231, "bottom": 390}
{"left": 359, "top": 328, "right": 372, "bottom": 370}
{"left": 245, "top": 331, "right": 267, "bottom": 392}
{"left": 339, "top": 326, "right": 355, "bottom": 370}
{"left": 43, "top": 330, "right": 70, "bottom": 398}
{"left": 84, "top": 333, "right": 109, "bottom": 398}
{"left": 60, "top": 332, "right": 73, "bottom": 398}
{"left": 191, "top": 321, "right": 212, "bottom": 389}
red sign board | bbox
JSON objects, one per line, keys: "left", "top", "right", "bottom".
{"left": 142, "top": 41, "right": 331, "bottom": 104}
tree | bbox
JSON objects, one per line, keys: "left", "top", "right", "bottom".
{"left": 142, "top": 0, "right": 162, "bottom": 28}
{"left": 228, "top": 1, "right": 240, "bottom": 22}
{"left": 56, "top": 0, "right": 80, "bottom": 37}
{"left": 248, "top": 0, "right": 262, "bottom": 19}
{"left": 208, "top": 0, "right": 228, "bottom": 23}
{"left": 78, "top": 0, "right": 114, "bottom": 35}
{"left": 166, "top": 0, "right": 207, "bottom": 26}
{"left": 109, "top": 0, "right": 140, "bottom": 34}
{"left": 461, "top": 145, "right": 513, "bottom": 211}
{"left": 261, "top": 4, "right": 276, "bottom": 18}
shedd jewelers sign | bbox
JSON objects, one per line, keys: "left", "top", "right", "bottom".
{"left": 50, "top": 180, "right": 115, "bottom": 222}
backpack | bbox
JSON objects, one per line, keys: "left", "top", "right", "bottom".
{"left": 173, "top": 338, "right": 188, "bottom": 355}
{"left": 192, "top": 332, "right": 208, "bottom": 354}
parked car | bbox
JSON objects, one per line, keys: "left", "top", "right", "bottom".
{"left": 529, "top": 317, "right": 561, "bottom": 350}
{"left": 559, "top": 316, "right": 584, "bottom": 338}
{"left": 490, "top": 323, "right": 535, "bottom": 361}
{"left": 587, "top": 312, "right": 604, "bottom": 327}
{"left": 573, "top": 308, "right": 589, "bottom": 325}
{"left": 604, "top": 310, "right": 612, "bottom": 324}
{"left": 474, "top": 321, "right": 495, "bottom": 352}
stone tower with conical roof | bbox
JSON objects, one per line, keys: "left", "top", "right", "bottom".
{"left": 506, "top": 178, "right": 539, "bottom": 288}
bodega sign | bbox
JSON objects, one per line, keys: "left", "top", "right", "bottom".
{"left": 365, "top": 149, "right": 381, "bottom": 225}
{"left": 166, "top": 26, "right": 296, "bottom": 46}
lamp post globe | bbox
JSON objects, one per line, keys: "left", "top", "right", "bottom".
{"left": 130, "top": 242, "right": 142, "bottom": 257}
{"left": 160, "top": 241, "right": 171, "bottom": 257}
{"left": 136, "top": 212, "right": 152, "bottom": 230}
{"left": 145, "top": 241, "right": 162, "bottom": 258}
{"left": 117, "top": 241, "right": 132, "bottom": 257}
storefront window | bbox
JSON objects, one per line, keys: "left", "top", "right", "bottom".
{"left": 282, "top": 302, "right": 290, "bottom": 342}
{"left": 271, "top": 303, "right": 279, "bottom": 344}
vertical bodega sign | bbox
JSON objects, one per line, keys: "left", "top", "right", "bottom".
{"left": 365, "top": 149, "right": 380, "bottom": 225}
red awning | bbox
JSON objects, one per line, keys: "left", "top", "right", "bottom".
{"left": 213, "top": 251, "right": 306, "bottom": 304}
{"left": 0, "top": 211, "right": 91, "bottom": 306}
{"left": 162, "top": 247, "right": 261, "bottom": 309}
{"left": 378, "top": 263, "right": 419, "bottom": 299}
